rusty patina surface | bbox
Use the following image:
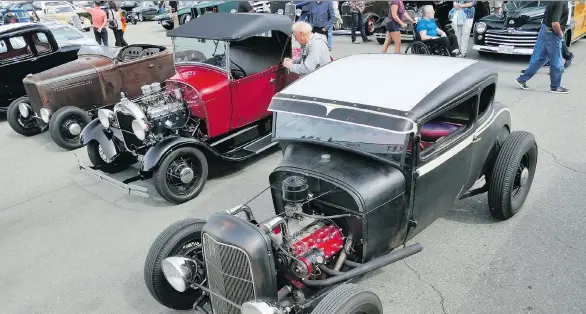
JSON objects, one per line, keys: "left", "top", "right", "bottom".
{"left": 23, "top": 44, "right": 175, "bottom": 117}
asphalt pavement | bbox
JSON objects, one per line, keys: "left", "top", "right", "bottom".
{"left": 0, "top": 21, "right": 585, "bottom": 314}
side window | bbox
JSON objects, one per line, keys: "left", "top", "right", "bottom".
{"left": 0, "top": 37, "right": 32, "bottom": 61}
{"left": 23, "top": 3, "right": 35, "bottom": 11}
{"left": 419, "top": 95, "right": 477, "bottom": 156}
{"left": 478, "top": 84, "right": 495, "bottom": 120}
{"left": 32, "top": 32, "right": 52, "bottom": 54}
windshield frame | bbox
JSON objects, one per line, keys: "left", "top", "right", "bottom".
{"left": 47, "top": 24, "right": 84, "bottom": 41}
{"left": 171, "top": 36, "right": 230, "bottom": 75}
{"left": 77, "top": 44, "right": 121, "bottom": 59}
{"left": 271, "top": 111, "right": 413, "bottom": 168}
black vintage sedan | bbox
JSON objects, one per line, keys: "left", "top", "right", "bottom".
{"left": 473, "top": 1, "right": 572, "bottom": 55}
{"left": 0, "top": 23, "right": 80, "bottom": 116}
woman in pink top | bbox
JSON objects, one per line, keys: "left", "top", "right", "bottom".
{"left": 381, "top": 0, "right": 415, "bottom": 54}
{"left": 84, "top": 1, "right": 109, "bottom": 46}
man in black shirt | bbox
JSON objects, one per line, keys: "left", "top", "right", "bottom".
{"left": 3, "top": 9, "right": 19, "bottom": 24}
{"left": 169, "top": 1, "right": 179, "bottom": 27}
{"left": 515, "top": 1, "right": 569, "bottom": 94}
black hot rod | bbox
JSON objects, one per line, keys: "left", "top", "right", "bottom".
{"left": 143, "top": 54, "right": 538, "bottom": 313}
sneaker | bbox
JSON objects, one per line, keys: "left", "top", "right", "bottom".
{"left": 550, "top": 87, "right": 570, "bottom": 94}
{"left": 544, "top": 62, "right": 550, "bottom": 67}
{"left": 564, "top": 53, "right": 574, "bottom": 69}
{"left": 514, "top": 78, "right": 529, "bottom": 90}
{"left": 363, "top": 38, "right": 372, "bottom": 43}
{"left": 451, "top": 48, "right": 460, "bottom": 55}
{"left": 521, "top": 69, "right": 526, "bottom": 73}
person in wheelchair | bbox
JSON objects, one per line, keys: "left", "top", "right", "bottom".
{"left": 416, "top": 5, "right": 460, "bottom": 56}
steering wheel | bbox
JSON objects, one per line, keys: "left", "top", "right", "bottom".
{"left": 230, "top": 60, "right": 246, "bottom": 79}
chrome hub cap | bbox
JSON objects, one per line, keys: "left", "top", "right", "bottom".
{"left": 520, "top": 167, "right": 529, "bottom": 187}
{"left": 68, "top": 123, "right": 81, "bottom": 136}
{"left": 179, "top": 167, "right": 194, "bottom": 184}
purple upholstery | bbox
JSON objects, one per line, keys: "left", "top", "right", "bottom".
{"left": 421, "top": 122, "right": 460, "bottom": 141}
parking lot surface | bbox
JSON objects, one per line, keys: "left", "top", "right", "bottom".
{"left": 1, "top": 21, "right": 585, "bottom": 314}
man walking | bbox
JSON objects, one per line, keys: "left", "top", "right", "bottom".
{"left": 282, "top": 21, "right": 331, "bottom": 76}
{"left": 349, "top": 0, "right": 372, "bottom": 44}
{"left": 515, "top": 1, "right": 569, "bottom": 94}
{"left": 308, "top": 1, "right": 335, "bottom": 50}
{"left": 84, "top": 2, "right": 108, "bottom": 46}
{"left": 169, "top": 1, "right": 179, "bottom": 27}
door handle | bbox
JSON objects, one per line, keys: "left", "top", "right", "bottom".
{"left": 269, "top": 78, "right": 275, "bottom": 83}
{"left": 148, "top": 63, "right": 154, "bottom": 68}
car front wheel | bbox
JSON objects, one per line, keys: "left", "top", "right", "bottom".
{"left": 144, "top": 218, "right": 208, "bottom": 310}
{"left": 6, "top": 96, "right": 42, "bottom": 136}
{"left": 87, "top": 141, "right": 136, "bottom": 174}
{"left": 311, "top": 283, "right": 383, "bottom": 314}
{"left": 48, "top": 106, "right": 92, "bottom": 150}
{"left": 153, "top": 146, "right": 209, "bottom": 204}
{"left": 488, "top": 131, "right": 538, "bottom": 220}
{"left": 162, "top": 23, "right": 174, "bottom": 30}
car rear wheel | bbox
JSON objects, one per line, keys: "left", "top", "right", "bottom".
{"left": 163, "top": 23, "right": 174, "bottom": 30}
{"left": 488, "top": 131, "right": 538, "bottom": 220}
{"left": 154, "top": 146, "right": 209, "bottom": 204}
{"left": 311, "top": 283, "right": 383, "bottom": 314}
{"left": 144, "top": 218, "right": 208, "bottom": 310}
{"left": 7, "top": 96, "right": 42, "bottom": 137}
{"left": 180, "top": 14, "right": 191, "bottom": 25}
{"left": 87, "top": 141, "right": 136, "bottom": 174}
{"left": 48, "top": 106, "right": 92, "bottom": 150}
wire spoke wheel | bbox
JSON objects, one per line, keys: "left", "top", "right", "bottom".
{"left": 511, "top": 153, "right": 530, "bottom": 205}
{"left": 154, "top": 147, "right": 209, "bottom": 204}
{"left": 59, "top": 116, "right": 86, "bottom": 144}
{"left": 166, "top": 156, "right": 202, "bottom": 196}
{"left": 405, "top": 42, "right": 430, "bottom": 55}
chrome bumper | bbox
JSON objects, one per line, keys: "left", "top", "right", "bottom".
{"left": 75, "top": 153, "right": 149, "bottom": 197}
{"left": 472, "top": 44, "right": 533, "bottom": 55}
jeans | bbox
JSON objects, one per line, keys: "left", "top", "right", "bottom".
{"left": 93, "top": 27, "right": 108, "bottom": 46}
{"left": 424, "top": 34, "right": 459, "bottom": 53}
{"left": 452, "top": 18, "right": 473, "bottom": 56}
{"left": 113, "top": 29, "right": 127, "bottom": 47}
{"left": 351, "top": 11, "right": 367, "bottom": 41}
{"left": 327, "top": 25, "right": 332, "bottom": 49}
{"left": 529, "top": 35, "right": 572, "bottom": 64}
{"left": 518, "top": 24, "right": 563, "bottom": 89}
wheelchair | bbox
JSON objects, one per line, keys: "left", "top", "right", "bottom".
{"left": 404, "top": 23, "right": 452, "bottom": 57}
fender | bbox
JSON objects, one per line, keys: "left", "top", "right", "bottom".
{"left": 141, "top": 136, "right": 208, "bottom": 173}
{"left": 80, "top": 119, "right": 119, "bottom": 160}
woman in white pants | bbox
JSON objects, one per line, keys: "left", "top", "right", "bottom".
{"left": 450, "top": 1, "right": 475, "bottom": 57}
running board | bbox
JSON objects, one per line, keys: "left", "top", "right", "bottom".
{"left": 224, "top": 134, "right": 277, "bottom": 159}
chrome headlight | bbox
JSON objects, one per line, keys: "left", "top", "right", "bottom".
{"left": 475, "top": 22, "right": 487, "bottom": 34}
{"left": 277, "top": 9, "right": 284, "bottom": 15}
{"left": 18, "top": 102, "right": 31, "bottom": 118}
{"left": 131, "top": 119, "right": 150, "bottom": 141}
{"left": 161, "top": 256, "right": 198, "bottom": 292}
{"left": 295, "top": 8, "right": 301, "bottom": 17}
{"left": 97, "top": 109, "right": 114, "bottom": 128}
{"left": 40, "top": 108, "right": 52, "bottom": 123}
{"left": 242, "top": 301, "right": 281, "bottom": 314}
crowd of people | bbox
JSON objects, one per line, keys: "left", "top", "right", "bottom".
{"left": 83, "top": 1, "right": 131, "bottom": 47}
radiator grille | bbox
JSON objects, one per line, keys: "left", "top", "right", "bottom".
{"left": 203, "top": 233, "right": 255, "bottom": 314}
{"left": 484, "top": 29, "right": 539, "bottom": 47}
{"left": 115, "top": 110, "right": 144, "bottom": 150}
{"left": 23, "top": 82, "right": 43, "bottom": 112}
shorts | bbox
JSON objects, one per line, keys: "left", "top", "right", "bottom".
{"left": 386, "top": 20, "right": 400, "bottom": 33}
{"left": 489, "top": 1, "right": 502, "bottom": 9}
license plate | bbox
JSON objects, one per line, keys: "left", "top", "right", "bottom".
{"left": 498, "top": 45, "right": 514, "bottom": 54}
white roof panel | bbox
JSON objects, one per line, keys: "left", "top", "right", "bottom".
{"left": 281, "top": 53, "right": 478, "bottom": 112}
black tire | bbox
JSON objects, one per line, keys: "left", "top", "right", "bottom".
{"left": 6, "top": 96, "right": 42, "bottom": 137}
{"left": 162, "top": 23, "right": 173, "bottom": 30}
{"left": 488, "top": 131, "right": 538, "bottom": 220}
{"left": 86, "top": 140, "right": 136, "bottom": 174}
{"left": 180, "top": 14, "right": 191, "bottom": 25}
{"left": 144, "top": 218, "right": 207, "bottom": 310}
{"left": 405, "top": 42, "right": 430, "bottom": 54}
{"left": 131, "top": 17, "right": 137, "bottom": 25}
{"left": 154, "top": 146, "right": 209, "bottom": 204}
{"left": 48, "top": 106, "right": 92, "bottom": 150}
{"left": 311, "top": 283, "right": 383, "bottom": 314}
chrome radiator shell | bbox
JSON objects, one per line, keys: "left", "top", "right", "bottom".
{"left": 201, "top": 213, "right": 278, "bottom": 314}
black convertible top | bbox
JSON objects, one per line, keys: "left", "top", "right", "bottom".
{"left": 166, "top": 13, "right": 293, "bottom": 41}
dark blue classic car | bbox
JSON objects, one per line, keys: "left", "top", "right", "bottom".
{"left": 472, "top": 1, "right": 576, "bottom": 55}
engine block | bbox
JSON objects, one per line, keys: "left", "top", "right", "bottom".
{"left": 291, "top": 224, "right": 343, "bottom": 259}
